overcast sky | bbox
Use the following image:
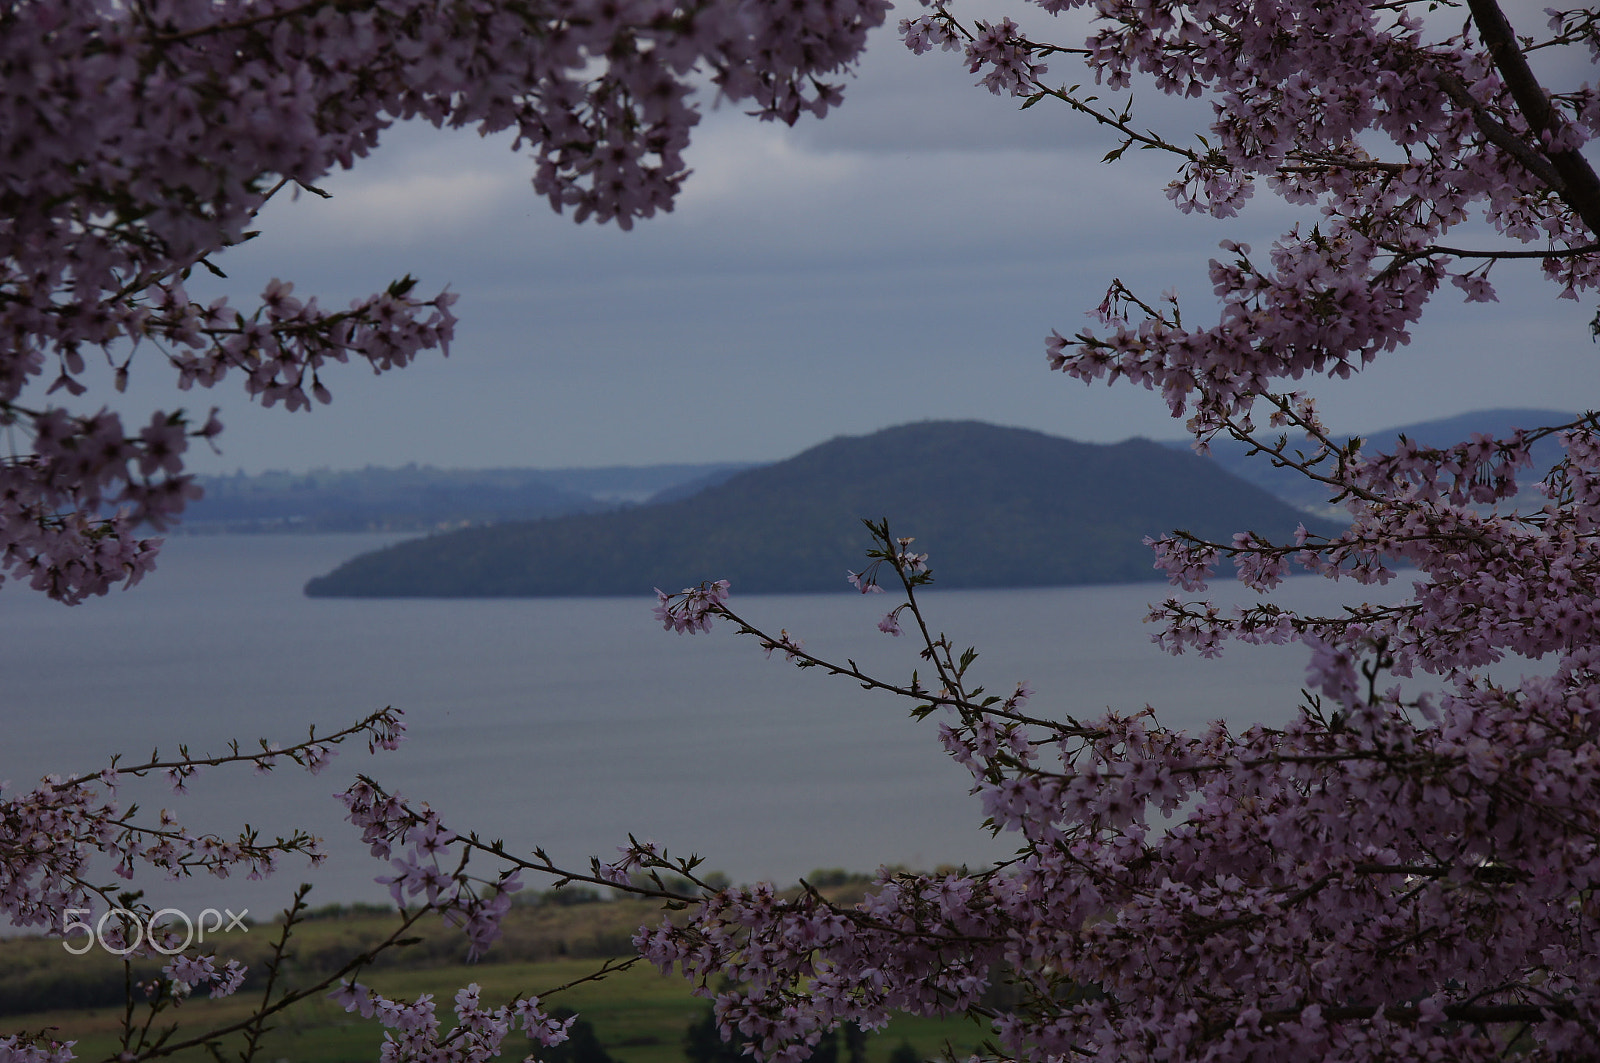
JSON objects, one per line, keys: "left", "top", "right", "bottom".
{"left": 107, "top": 6, "right": 1598, "bottom": 475}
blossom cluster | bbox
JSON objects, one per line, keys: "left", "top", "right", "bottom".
{"left": 162, "top": 954, "right": 249, "bottom": 999}
{"left": 339, "top": 778, "right": 524, "bottom": 959}
{"left": 841, "top": 7, "right": 1600, "bottom": 1045}
{"left": 3, "top": 0, "right": 887, "bottom": 601}
{"left": 0, "top": 710, "right": 407, "bottom": 1060}
{"left": 599, "top": 0, "right": 1600, "bottom": 1043}
{"left": 899, "top": 0, "right": 1600, "bottom": 431}
{"left": 1139, "top": 411, "right": 1600, "bottom": 686}
{"left": 11, "top": 0, "right": 1600, "bottom": 1060}
{"left": 0, "top": 1036, "right": 76, "bottom": 1063}
{"left": 330, "top": 982, "right": 571, "bottom": 1063}
{"left": 625, "top": 517, "right": 1600, "bottom": 1059}
{"left": 0, "top": 711, "right": 398, "bottom": 937}
{"left": 654, "top": 580, "right": 732, "bottom": 634}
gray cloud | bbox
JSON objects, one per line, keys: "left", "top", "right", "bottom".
{"left": 97, "top": 11, "right": 1596, "bottom": 477}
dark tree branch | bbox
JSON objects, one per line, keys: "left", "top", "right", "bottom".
{"left": 1433, "top": 69, "right": 1570, "bottom": 196}
{"left": 1465, "top": 0, "right": 1600, "bottom": 235}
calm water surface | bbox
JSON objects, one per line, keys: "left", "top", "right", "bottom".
{"left": 0, "top": 534, "right": 1407, "bottom": 920}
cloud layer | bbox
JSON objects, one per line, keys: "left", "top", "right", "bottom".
{"left": 111, "top": 14, "right": 1597, "bottom": 475}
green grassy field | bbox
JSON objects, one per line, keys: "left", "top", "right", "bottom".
{"left": 17, "top": 957, "right": 988, "bottom": 1063}
{"left": 1, "top": 891, "right": 992, "bottom": 1063}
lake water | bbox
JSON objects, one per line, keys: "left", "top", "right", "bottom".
{"left": 0, "top": 534, "right": 1407, "bottom": 924}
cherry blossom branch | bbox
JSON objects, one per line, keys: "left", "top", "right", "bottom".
{"left": 0, "top": 709, "right": 407, "bottom": 944}
{"left": 1433, "top": 68, "right": 1572, "bottom": 198}
{"left": 1465, "top": 0, "right": 1600, "bottom": 233}
{"left": 126, "top": 891, "right": 438, "bottom": 1062}
{"left": 1385, "top": 240, "right": 1600, "bottom": 261}
{"left": 45, "top": 708, "right": 405, "bottom": 793}
{"left": 654, "top": 581, "right": 1086, "bottom": 733}
{"left": 3, "top": 0, "right": 891, "bottom": 601}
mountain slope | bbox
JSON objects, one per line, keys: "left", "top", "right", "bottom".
{"left": 304, "top": 421, "right": 1343, "bottom": 598}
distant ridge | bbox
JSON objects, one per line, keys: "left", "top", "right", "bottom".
{"left": 184, "top": 465, "right": 602, "bottom": 533}
{"left": 180, "top": 461, "right": 759, "bottom": 533}
{"left": 304, "top": 421, "right": 1341, "bottom": 598}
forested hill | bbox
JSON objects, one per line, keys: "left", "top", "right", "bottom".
{"left": 304, "top": 421, "right": 1341, "bottom": 598}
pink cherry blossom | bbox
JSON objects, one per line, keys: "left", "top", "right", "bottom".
{"left": 2, "top": 0, "right": 888, "bottom": 602}
{"left": 9, "top": 0, "right": 1600, "bottom": 1059}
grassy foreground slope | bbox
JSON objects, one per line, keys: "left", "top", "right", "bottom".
{"left": 11, "top": 955, "right": 982, "bottom": 1063}
{"left": 1, "top": 885, "right": 986, "bottom": 1063}
{"left": 305, "top": 420, "right": 1340, "bottom": 597}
